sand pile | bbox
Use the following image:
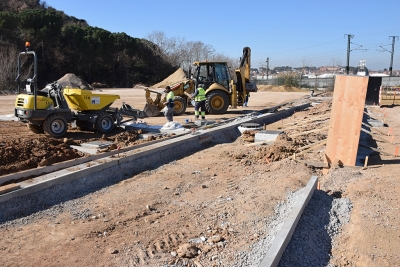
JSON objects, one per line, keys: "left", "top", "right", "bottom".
{"left": 150, "top": 68, "right": 187, "bottom": 89}
{"left": 57, "top": 73, "right": 92, "bottom": 90}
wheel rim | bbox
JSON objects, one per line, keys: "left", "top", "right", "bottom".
{"left": 174, "top": 101, "right": 183, "bottom": 113}
{"left": 101, "top": 116, "right": 113, "bottom": 131}
{"left": 51, "top": 119, "right": 66, "bottom": 134}
{"left": 211, "top": 96, "right": 224, "bottom": 110}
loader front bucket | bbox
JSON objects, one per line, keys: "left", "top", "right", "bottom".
{"left": 143, "top": 103, "right": 161, "bottom": 117}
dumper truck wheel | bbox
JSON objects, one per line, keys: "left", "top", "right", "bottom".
{"left": 173, "top": 96, "right": 187, "bottom": 116}
{"left": 205, "top": 90, "right": 229, "bottom": 114}
{"left": 27, "top": 123, "right": 44, "bottom": 134}
{"left": 43, "top": 114, "right": 68, "bottom": 137}
{"left": 95, "top": 113, "right": 115, "bottom": 133}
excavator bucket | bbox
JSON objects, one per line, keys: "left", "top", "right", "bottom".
{"left": 144, "top": 88, "right": 164, "bottom": 117}
{"left": 143, "top": 103, "right": 161, "bottom": 117}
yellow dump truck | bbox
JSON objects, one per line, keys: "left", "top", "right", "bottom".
{"left": 14, "top": 43, "right": 145, "bottom": 137}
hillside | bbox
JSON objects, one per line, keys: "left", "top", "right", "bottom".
{"left": 0, "top": 0, "right": 175, "bottom": 91}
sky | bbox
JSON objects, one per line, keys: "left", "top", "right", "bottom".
{"left": 43, "top": 0, "right": 400, "bottom": 71}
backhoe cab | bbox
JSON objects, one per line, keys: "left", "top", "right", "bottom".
{"left": 192, "top": 46, "right": 258, "bottom": 114}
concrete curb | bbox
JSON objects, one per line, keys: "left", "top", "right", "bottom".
{"left": 0, "top": 133, "right": 187, "bottom": 185}
{"left": 0, "top": 103, "right": 310, "bottom": 203}
{"left": 259, "top": 175, "right": 318, "bottom": 267}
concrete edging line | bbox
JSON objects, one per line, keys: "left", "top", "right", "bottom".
{"left": 0, "top": 103, "right": 311, "bottom": 203}
{"left": 0, "top": 132, "right": 188, "bottom": 185}
{"left": 259, "top": 175, "right": 318, "bottom": 267}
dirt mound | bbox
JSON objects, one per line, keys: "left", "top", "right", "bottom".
{"left": 307, "top": 99, "right": 332, "bottom": 115}
{"left": 0, "top": 137, "right": 83, "bottom": 177}
{"left": 151, "top": 68, "right": 187, "bottom": 89}
{"left": 57, "top": 73, "right": 92, "bottom": 90}
{"left": 0, "top": 120, "right": 173, "bottom": 178}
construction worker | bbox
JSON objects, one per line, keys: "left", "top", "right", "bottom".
{"left": 191, "top": 83, "right": 207, "bottom": 120}
{"left": 163, "top": 86, "right": 175, "bottom": 122}
{"left": 244, "top": 92, "right": 250, "bottom": 107}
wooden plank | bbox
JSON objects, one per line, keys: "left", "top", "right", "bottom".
{"left": 304, "top": 161, "right": 329, "bottom": 168}
{"left": 358, "top": 144, "right": 398, "bottom": 157}
{"left": 288, "top": 126, "right": 329, "bottom": 138}
{"left": 0, "top": 183, "right": 20, "bottom": 195}
{"left": 281, "top": 118, "right": 329, "bottom": 131}
{"left": 325, "top": 75, "right": 369, "bottom": 166}
{"left": 283, "top": 113, "right": 330, "bottom": 126}
{"left": 297, "top": 139, "right": 327, "bottom": 151}
{"left": 292, "top": 140, "right": 327, "bottom": 158}
{"left": 360, "top": 128, "right": 391, "bottom": 143}
{"left": 361, "top": 122, "right": 386, "bottom": 135}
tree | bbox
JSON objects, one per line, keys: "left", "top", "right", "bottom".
{"left": 0, "top": 43, "right": 20, "bottom": 91}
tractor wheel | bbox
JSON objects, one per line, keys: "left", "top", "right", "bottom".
{"left": 173, "top": 96, "right": 187, "bottom": 116}
{"left": 43, "top": 114, "right": 68, "bottom": 137}
{"left": 95, "top": 113, "right": 115, "bottom": 133}
{"left": 27, "top": 123, "right": 44, "bottom": 134}
{"left": 205, "top": 90, "right": 229, "bottom": 114}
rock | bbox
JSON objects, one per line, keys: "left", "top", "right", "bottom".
{"left": 109, "top": 248, "right": 118, "bottom": 254}
{"left": 208, "top": 235, "right": 223, "bottom": 243}
{"left": 176, "top": 243, "right": 198, "bottom": 258}
{"left": 199, "top": 244, "right": 212, "bottom": 253}
{"left": 38, "top": 158, "right": 50, "bottom": 167}
{"left": 108, "top": 143, "right": 118, "bottom": 150}
{"left": 63, "top": 138, "right": 73, "bottom": 145}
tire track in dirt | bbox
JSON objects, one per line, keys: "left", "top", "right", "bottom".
{"left": 131, "top": 229, "right": 192, "bottom": 265}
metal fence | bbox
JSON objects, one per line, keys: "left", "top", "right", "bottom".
{"left": 255, "top": 76, "right": 400, "bottom": 89}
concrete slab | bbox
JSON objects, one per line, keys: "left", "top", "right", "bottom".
{"left": 122, "top": 122, "right": 162, "bottom": 133}
{"left": 70, "top": 145, "right": 98, "bottom": 155}
{"left": 159, "top": 128, "right": 190, "bottom": 135}
{"left": 81, "top": 141, "right": 114, "bottom": 149}
{"left": 255, "top": 130, "right": 283, "bottom": 143}
{"left": 194, "top": 120, "right": 215, "bottom": 126}
{"left": 0, "top": 114, "right": 18, "bottom": 121}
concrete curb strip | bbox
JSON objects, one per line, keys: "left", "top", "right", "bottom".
{"left": 259, "top": 175, "right": 318, "bottom": 267}
{"left": 0, "top": 103, "right": 310, "bottom": 203}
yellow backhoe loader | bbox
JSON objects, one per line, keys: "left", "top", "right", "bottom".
{"left": 143, "top": 47, "right": 257, "bottom": 117}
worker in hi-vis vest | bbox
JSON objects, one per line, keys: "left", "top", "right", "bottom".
{"left": 163, "top": 86, "right": 175, "bottom": 122}
{"left": 191, "top": 83, "right": 207, "bottom": 120}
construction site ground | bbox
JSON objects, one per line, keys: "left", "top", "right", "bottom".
{"left": 0, "top": 87, "right": 399, "bottom": 267}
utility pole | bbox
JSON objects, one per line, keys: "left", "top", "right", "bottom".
{"left": 379, "top": 36, "right": 398, "bottom": 77}
{"left": 266, "top": 57, "right": 270, "bottom": 80}
{"left": 389, "top": 36, "right": 398, "bottom": 77}
{"left": 345, "top": 34, "right": 354, "bottom": 75}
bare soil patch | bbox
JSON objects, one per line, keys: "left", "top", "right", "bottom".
{"left": 0, "top": 89, "right": 399, "bottom": 266}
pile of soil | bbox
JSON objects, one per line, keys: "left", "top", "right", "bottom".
{"left": 0, "top": 136, "right": 83, "bottom": 176}
{"left": 57, "top": 73, "right": 92, "bottom": 90}
{"left": 0, "top": 121, "right": 172, "bottom": 177}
